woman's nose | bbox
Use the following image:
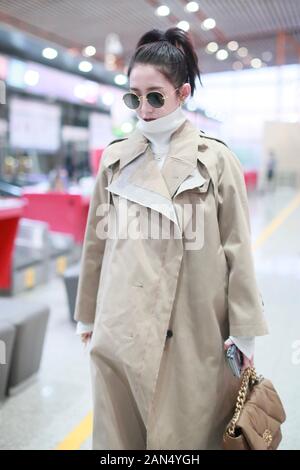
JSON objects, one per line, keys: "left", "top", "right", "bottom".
{"left": 139, "top": 96, "right": 153, "bottom": 116}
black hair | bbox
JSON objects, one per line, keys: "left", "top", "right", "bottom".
{"left": 127, "top": 27, "right": 202, "bottom": 96}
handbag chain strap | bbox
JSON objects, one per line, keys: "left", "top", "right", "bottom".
{"left": 226, "top": 367, "right": 260, "bottom": 437}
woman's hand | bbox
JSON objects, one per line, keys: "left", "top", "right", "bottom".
{"left": 81, "top": 332, "right": 92, "bottom": 344}
{"left": 224, "top": 338, "right": 254, "bottom": 373}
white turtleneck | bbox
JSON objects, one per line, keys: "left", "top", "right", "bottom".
{"left": 136, "top": 106, "right": 187, "bottom": 169}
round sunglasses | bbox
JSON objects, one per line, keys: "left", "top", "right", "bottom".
{"left": 122, "top": 88, "right": 180, "bottom": 110}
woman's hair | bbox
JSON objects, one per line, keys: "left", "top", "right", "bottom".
{"left": 127, "top": 27, "right": 202, "bottom": 96}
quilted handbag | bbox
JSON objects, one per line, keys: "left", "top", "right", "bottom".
{"left": 222, "top": 367, "right": 286, "bottom": 450}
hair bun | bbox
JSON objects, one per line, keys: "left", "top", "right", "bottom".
{"left": 164, "top": 28, "right": 187, "bottom": 53}
{"left": 129, "top": 27, "right": 201, "bottom": 96}
{"left": 136, "top": 29, "right": 165, "bottom": 48}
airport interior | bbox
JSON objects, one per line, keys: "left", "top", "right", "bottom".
{"left": 0, "top": 0, "right": 299, "bottom": 451}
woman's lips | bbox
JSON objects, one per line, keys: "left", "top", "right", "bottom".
{"left": 144, "top": 118, "right": 155, "bottom": 121}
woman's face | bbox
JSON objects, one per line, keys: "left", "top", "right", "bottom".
{"left": 129, "top": 64, "right": 190, "bottom": 121}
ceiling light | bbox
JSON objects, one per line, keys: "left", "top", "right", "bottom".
{"left": 251, "top": 58, "right": 262, "bottom": 68}
{"left": 24, "top": 70, "right": 40, "bottom": 86}
{"left": 206, "top": 42, "right": 219, "bottom": 54}
{"left": 216, "top": 49, "right": 228, "bottom": 61}
{"left": 79, "top": 61, "right": 93, "bottom": 73}
{"left": 156, "top": 5, "right": 170, "bottom": 16}
{"left": 114, "top": 74, "right": 128, "bottom": 85}
{"left": 84, "top": 46, "right": 96, "bottom": 57}
{"left": 177, "top": 21, "right": 190, "bottom": 31}
{"left": 186, "top": 2, "right": 199, "bottom": 12}
{"left": 42, "top": 47, "right": 58, "bottom": 60}
{"left": 201, "top": 18, "right": 216, "bottom": 30}
{"left": 227, "top": 41, "right": 239, "bottom": 51}
{"left": 237, "top": 47, "right": 248, "bottom": 58}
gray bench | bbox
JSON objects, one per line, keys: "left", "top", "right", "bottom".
{"left": 0, "top": 321, "right": 16, "bottom": 400}
{"left": 0, "top": 299, "right": 50, "bottom": 390}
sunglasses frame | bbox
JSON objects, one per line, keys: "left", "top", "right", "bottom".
{"left": 122, "top": 88, "right": 181, "bottom": 110}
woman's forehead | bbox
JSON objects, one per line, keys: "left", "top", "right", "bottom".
{"left": 129, "top": 65, "right": 177, "bottom": 93}
{"left": 130, "top": 85, "right": 165, "bottom": 92}
{"left": 129, "top": 64, "right": 168, "bottom": 87}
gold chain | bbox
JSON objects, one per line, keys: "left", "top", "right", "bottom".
{"left": 226, "top": 367, "right": 260, "bottom": 437}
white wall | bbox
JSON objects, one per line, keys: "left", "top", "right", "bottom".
{"left": 263, "top": 121, "right": 300, "bottom": 175}
{"left": 194, "top": 64, "right": 300, "bottom": 171}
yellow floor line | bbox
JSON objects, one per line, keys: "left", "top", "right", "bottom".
{"left": 55, "top": 412, "right": 93, "bottom": 450}
{"left": 253, "top": 191, "right": 300, "bottom": 250}
{"left": 55, "top": 190, "right": 300, "bottom": 450}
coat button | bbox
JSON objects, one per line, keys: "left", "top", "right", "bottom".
{"left": 166, "top": 329, "right": 173, "bottom": 339}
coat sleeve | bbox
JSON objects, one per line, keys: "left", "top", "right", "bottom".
{"left": 74, "top": 156, "right": 110, "bottom": 324}
{"left": 76, "top": 321, "right": 94, "bottom": 335}
{"left": 217, "top": 144, "right": 268, "bottom": 337}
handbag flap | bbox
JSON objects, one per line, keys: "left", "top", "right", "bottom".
{"left": 237, "top": 378, "right": 286, "bottom": 450}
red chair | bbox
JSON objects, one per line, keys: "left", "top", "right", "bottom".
{"left": 21, "top": 192, "right": 90, "bottom": 244}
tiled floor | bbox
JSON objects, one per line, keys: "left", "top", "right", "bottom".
{"left": 0, "top": 186, "right": 299, "bottom": 450}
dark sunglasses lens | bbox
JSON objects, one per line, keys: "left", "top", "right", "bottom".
{"left": 123, "top": 93, "right": 139, "bottom": 109}
{"left": 147, "top": 92, "right": 165, "bottom": 108}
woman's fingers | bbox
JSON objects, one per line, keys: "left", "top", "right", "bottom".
{"left": 81, "top": 332, "right": 92, "bottom": 344}
{"left": 224, "top": 340, "right": 255, "bottom": 373}
{"left": 224, "top": 338, "right": 234, "bottom": 350}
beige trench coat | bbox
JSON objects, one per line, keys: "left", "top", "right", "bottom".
{"left": 74, "top": 119, "right": 268, "bottom": 450}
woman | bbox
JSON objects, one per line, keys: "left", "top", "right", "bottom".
{"left": 74, "top": 27, "right": 268, "bottom": 450}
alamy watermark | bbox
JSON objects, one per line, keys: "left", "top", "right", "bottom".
{"left": 0, "top": 340, "right": 6, "bottom": 365}
{"left": 94, "top": 200, "right": 205, "bottom": 250}
{"left": 0, "top": 80, "right": 6, "bottom": 105}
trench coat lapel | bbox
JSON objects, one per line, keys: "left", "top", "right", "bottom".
{"left": 161, "top": 120, "right": 201, "bottom": 198}
{"left": 106, "top": 135, "right": 179, "bottom": 226}
{"left": 106, "top": 128, "right": 171, "bottom": 200}
{"left": 161, "top": 120, "right": 208, "bottom": 233}
{"left": 104, "top": 127, "right": 149, "bottom": 171}
{"left": 126, "top": 146, "right": 171, "bottom": 201}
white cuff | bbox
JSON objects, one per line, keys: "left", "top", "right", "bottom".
{"left": 229, "top": 336, "right": 255, "bottom": 359}
{"left": 76, "top": 321, "right": 94, "bottom": 335}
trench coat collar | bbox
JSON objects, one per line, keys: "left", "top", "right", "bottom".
{"left": 113, "top": 119, "right": 201, "bottom": 199}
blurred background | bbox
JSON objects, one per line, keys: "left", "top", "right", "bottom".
{"left": 0, "top": 0, "right": 299, "bottom": 450}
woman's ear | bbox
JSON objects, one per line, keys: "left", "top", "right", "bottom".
{"left": 180, "top": 83, "right": 191, "bottom": 101}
